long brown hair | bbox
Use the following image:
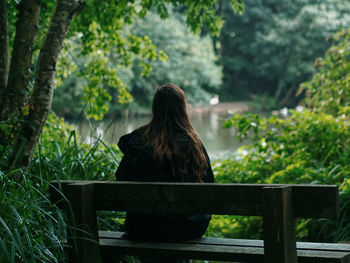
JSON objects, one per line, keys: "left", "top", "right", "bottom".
{"left": 141, "top": 83, "right": 207, "bottom": 182}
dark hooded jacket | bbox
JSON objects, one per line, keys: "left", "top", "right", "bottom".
{"left": 115, "top": 128, "right": 214, "bottom": 241}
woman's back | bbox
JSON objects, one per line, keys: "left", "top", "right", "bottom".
{"left": 115, "top": 128, "right": 213, "bottom": 241}
{"left": 114, "top": 83, "right": 214, "bottom": 241}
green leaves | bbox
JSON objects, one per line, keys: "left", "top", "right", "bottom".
{"left": 231, "top": 0, "right": 244, "bottom": 14}
{"left": 301, "top": 28, "right": 350, "bottom": 116}
{"left": 214, "top": 109, "right": 350, "bottom": 241}
{"left": 123, "top": 9, "right": 222, "bottom": 107}
{"left": 57, "top": 18, "right": 168, "bottom": 120}
{"left": 52, "top": 0, "right": 246, "bottom": 120}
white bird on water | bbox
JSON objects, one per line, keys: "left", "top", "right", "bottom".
{"left": 210, "top": 95, "right": 219, "bottom": 105}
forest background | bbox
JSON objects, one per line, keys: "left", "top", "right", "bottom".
{"left": 1, "top": 0, "right": 350, "bottom": 262}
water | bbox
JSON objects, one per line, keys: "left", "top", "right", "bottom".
{"left": 76, "top": 112, "right": 247, "bottom": 160}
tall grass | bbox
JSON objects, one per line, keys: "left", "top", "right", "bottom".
{"left": 0, "top": 113, "right": 123, "bottom": 262}
{"left": 0, "top": 171, "right": 66, "bottom": 263}
{"left": 32, "top": 114, "right": 121, "bottom": 182}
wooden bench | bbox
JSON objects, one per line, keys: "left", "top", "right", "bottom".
{"left": 49, "top": 180, "right": 350, "bottom": 263}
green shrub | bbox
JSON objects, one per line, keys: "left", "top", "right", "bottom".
{"left": 210, "top": 111, "right": 350, "bottom": 241}
{"left": 210, "top": 28, "right": 350, "bottom": 242}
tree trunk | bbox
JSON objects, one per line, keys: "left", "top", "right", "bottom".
{"left": 279, "top": 85, "right": 298, "bottom": 107}
{"left": 0, "top": 0, "right": 9, "bottom": 148}
{"left": 9, "top": 0, "right": 85, "bottom": 169}
{"left": 2, "top": 0, "right": 41, "bottom": 118}
{"left": 0, "top": 0, "right": 9, "bottom": 99}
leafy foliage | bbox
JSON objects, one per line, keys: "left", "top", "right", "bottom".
{"left": 51, "top": 0, "right": 238, "bottom": 120}
{"left": 301, "top": 28, "right": 350, "bottom": 116}
{"left": 55, "top": 23, "right": 163, "bottom": 120}
{"left": 53, "top": 7, "right": 223, "bottom": 117}
{"left": 211, "top": 28, "right": 350, "bottom": 242}
{"left": 124, "top": 9, "right": 222, "bottom": 108}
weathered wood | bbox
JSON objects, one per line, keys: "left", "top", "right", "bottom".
{"left": 100, "top": 237, "right": 265, "bottom": 262}
{"left": 292, "top": 186, "right": 339, "bottom": 219}
{"left": 99, "top": 231, "right": 350, "bottom": 254}
{"left": 50, "top": 181, "right": 339, "bottom": 218}
{"left": 49, "top": 180, "right": 76, "bottom": 208}
{"left": 98, "top": 233, "right": 350, "bottom": 263}
{"left": 65, "top": 183, "right": 102, "bottom": 263}
{"left": 263, "top": 186, "right": 297, "bottom": 263}
{"left": 49, "top": 180, "right": 346, "bottom": 263}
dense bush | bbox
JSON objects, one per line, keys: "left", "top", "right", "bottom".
{"left": 209, "top": 111, "right": 350, "bottom": 241}
{"left": 209, "top": 28, "right": 350, "bottom": 242}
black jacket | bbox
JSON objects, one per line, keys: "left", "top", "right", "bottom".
{"left": 115, "top": 128, "right": 214, "bottom": 241}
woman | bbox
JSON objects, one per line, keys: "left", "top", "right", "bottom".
{"left": 115, "top": 83, "right": 214, "bottom": 242}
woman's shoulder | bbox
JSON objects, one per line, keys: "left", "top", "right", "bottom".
{"left": 118, "top": 127, "right": 146, "bottom": 153}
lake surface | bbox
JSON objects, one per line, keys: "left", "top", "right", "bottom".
{"left": 76, "top": 112, "right": 248, "bottom": 160}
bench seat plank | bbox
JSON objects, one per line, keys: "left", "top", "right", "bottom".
{"left": 100, "top": 237, "right": 265, "bottom": 262}
{"left": 99, "top": 231, "right": 350, "bottom": 263}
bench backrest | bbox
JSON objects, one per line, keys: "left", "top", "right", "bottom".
{"left": 50, "top": 180, "right": 338, "bottom": 219}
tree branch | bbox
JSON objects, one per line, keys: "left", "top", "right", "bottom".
{"left": 0, "top": 0, "right": 9, "bottom": 100}
{"left": 11, "top": 0, "right": 85, "bottom": 168}
{"left": 4, "top": 0, "right": 41, "bottom": 118}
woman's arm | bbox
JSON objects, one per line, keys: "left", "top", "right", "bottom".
{"left": 200, "top": 142, "right": 214, "bottom": 183}
{"left": 115, "top": 133, "right": 132, "bottom": 181}
{"left": 115, "top": 155, "right": 129, "bottom": 181}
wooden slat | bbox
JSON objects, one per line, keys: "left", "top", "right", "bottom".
{"left": 292, "top": 186, "right": 339, "bottom": 219}
{"left": 99, "top": 237, "right": 350, "bottom": 263}
{"left": 297, "top": 250, "right": 350, "bottom": 263}
{"left": 298, "top": 243, "right": 350, "bottom": 253}
{"left": 99, "top": 237, "right": 265, "bottom": 262}
{"left": 50, "top": 180, "right": 338, "bottom": 219}
{"left": 65, "top": 183, "right": 102, "bottom": 263}
{"left": 49, "top": 180, "right": 82, "bottom": 208}
{"left": 98, "top": 231, "right": 350, "bottom": 253}
{"left": 262, "top": 186, "right": 297, "bottom": 263}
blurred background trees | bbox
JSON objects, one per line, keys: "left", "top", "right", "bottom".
{"left": 52, "top": 0, "right": 350, "bottom": 118}
{"left": 218, "top": 0, "right": 350, "bottom": 107}
{"left": 53, "top": 8, "right": 223, "bottom": 117}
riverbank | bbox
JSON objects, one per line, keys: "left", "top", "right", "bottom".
{"left": 188, "top": 102, "right": 252, "bottom": 115}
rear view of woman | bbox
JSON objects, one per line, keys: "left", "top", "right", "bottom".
{"left": 115, "top": 83, "right": 214, "bottom": 242}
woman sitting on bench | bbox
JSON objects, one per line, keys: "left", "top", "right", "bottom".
{"left": 115, "top": 83, "right": 214, "bottom": 242}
